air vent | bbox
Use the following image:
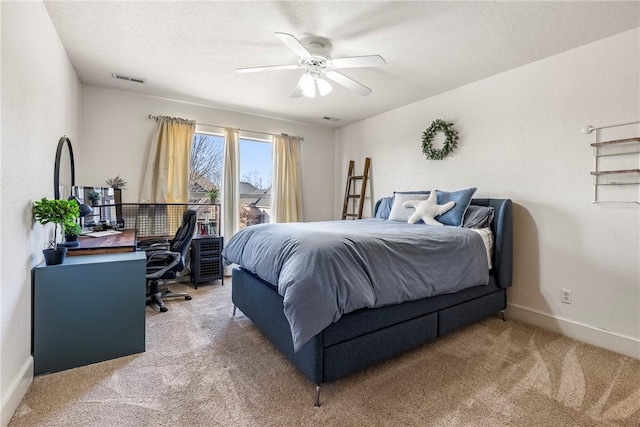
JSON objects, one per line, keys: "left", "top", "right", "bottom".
{"left": 111, "top": 73, "right": 146, "bottom": 84}
{"left": 322, "top": 116, "right": 341, "bottom": 122}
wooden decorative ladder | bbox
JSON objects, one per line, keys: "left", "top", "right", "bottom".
{"left": 341, "top": 157, "right": 371, "bottom": 220}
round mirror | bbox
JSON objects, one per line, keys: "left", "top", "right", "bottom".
{"left": 54, "top": 136, "right": 75, "bottom": 199}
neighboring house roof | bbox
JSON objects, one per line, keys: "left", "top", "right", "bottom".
{"left": 240, "top": 181, "right": 270, "bottom": 207}
{"left": 190, "top": 179, "right": 271, "bottom": 207}
{"left": 190, "top": 173, "right": 217, "bottom": 193}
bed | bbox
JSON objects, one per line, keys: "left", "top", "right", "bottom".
{"left": 223, "top": 197, "right": 512, "bottom": 405}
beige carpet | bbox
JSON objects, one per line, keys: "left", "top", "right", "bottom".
{"left": 10, "top": 280, "right": 640, "bottom": 427}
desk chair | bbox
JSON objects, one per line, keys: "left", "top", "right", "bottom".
{"left": 141, "top": 209, "right": 197, "bottom": 312}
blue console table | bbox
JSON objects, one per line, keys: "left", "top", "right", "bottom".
{"left": 32, "top": 251, "right": 146, "bottom": 375}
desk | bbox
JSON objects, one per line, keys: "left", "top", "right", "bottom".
{"left": 32, "top": 251, "right": 146, "bottom": 375}
{"left": 68, "top": 229, "right": 137, "bottom": 256}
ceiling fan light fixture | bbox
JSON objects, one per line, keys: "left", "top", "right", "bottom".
{"left": 316, "top": 78, "right": 333, "bottom": 96}
{"left": 243, "top": 33, "right": 384, "bottom": 98}
{"left": 300, "top": 72, "right": 332, "bottom": 98}
{"left": 300, "top": 73, "right": 316, "bottom": 98}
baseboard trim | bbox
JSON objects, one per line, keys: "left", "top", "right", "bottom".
{"left": 506, "top": 303, "right": 640, "bottom": 359}
{"left": 1, "top": 356, "right": 33, "bottom": 427}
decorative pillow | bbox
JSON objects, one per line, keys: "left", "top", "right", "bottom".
{"left": 388, "top": 192, "right": 428, "bottom": 222}
{"left": 435, "top": 187, "right": 477, "bottom": 226}
{"left": 462, "top": 205, "right": 494, "bottom": 229}
{"left": 374, "top": 197, "right": 394, "bottom": 219}
{"left": 403, "top": 190, "right": 455, "bottom": 226}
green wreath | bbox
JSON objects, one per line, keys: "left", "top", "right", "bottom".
{"left": 421, "top": 119, "right": 459, "bottom": 160}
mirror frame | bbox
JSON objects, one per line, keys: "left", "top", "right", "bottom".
{"left": 53, "top": 136, "right": 76, "bottom": 200}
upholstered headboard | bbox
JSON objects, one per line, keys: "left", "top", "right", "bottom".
{"left": 373, "top": 197, "right": 513, "bottom": 289}
{"left": 470, "top": 198, "right": 513, "bottom": 289}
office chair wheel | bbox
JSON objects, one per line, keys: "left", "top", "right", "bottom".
{"left": 185, "top": 295, "right": 192, "bottom": 300}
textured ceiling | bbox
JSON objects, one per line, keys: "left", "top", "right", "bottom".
{"left": 44, "top": 1, "right": 639, "bottom": 128}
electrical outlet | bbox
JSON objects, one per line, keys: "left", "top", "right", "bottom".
{"left": 561, "top": 289, "right": 572, "bottom": 304}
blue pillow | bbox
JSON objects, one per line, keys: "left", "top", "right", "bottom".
{"left": 435, "top": 187, "right": 477, "bottom": 226}
{"left": 374, "top": 197, "right": 394, "bottom": 219}
{"left": 462, "top": 205, "right": 494, "bottom": 228}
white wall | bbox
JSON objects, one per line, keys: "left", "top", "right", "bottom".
{"left": 336, "top": 28, "right": 640, "bottom": 358}
{"left": 0, "top": 2, "right": 82, "bottom": 425}
{"left": 80, "top": 86, "right": 336, "bottom": 222}
{"left": 0, "top": 8, "right": 635, "bottom": 427}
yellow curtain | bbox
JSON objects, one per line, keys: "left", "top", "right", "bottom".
{"left": 271, "top": 134, "right": 302, "bottom": 223}
{"left": 140, "top": 116, "right": 195, "bottom": 234}
{"left": 140, "top": 116, "right": 195, "bottom": 203}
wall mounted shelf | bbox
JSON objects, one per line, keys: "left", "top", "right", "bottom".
{"left": 590, "top": 169, "right": 640, "bottom": 185}
{"left": 591, "top": 137, "right": 640, "bottom": 157}
{"left": 586, "top": 123, "right": 640, "bottom": 205}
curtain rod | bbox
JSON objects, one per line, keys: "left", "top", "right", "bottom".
{"left": 147, "top": 114, "right": 304, "bottom": 141}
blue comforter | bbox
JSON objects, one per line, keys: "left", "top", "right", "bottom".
{"left": 222, "top": 219, "right": 489, "bottom": 351}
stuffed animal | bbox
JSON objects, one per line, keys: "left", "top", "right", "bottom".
{"left": 403, "top": 190, "right": 455, "bottom": 226}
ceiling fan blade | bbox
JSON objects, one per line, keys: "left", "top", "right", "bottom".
{"left": 324, "top": 71, "right": 372, "bottom": 96}
{"left": 236, "top": 64, "right": 302, "bottom": 73}
{"left": 275, "top": 32, "right": 312, "bottom": 58}
{"left": 291, "top": 74, "right": 306, "bottom": 98}
{"left": 331, "top": 55, "right": 386, "bottom": 69}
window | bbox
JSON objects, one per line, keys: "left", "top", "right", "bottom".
{"left": 189, "top": 133, "right": 224, "bottom": 235}
{"left": 239, "top": 138, "right": 272, "bottom": 228}
{"left": 189, "top": 133, "right": 224, "bottom": 202}
{"left": 189, "top": 133, "right": 272, "bottom": 231}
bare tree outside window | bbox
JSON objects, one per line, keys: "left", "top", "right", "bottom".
{"left": 242, "top": 170, "right": 271, "bottom": 191}
{"left": 189, "top": 134, "right": 224, "bottom": 200}
{"left": 189, "top": 134, "right": 224, "bottom": 235}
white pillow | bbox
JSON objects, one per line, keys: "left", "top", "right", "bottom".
{"left": 403, "top": 190, "right": 455, "bottom": 226}
{"left": 388, "top": 193, "right": 428, "bottom": 222}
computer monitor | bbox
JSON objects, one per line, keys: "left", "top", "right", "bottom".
{"left": 73, "top": 186, "right": 122, "bottom": 229}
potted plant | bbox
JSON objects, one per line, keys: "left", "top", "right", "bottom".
{"left": 105, "top": 175, "right": 127, "bottom": 189}
{"left": 206, "top": 188, "right": 220, "bottom": 204}
{"left": 87, "top": 190, "right": 102, "bottom": 206}
{"left": 33, "top": 198, "right": 79, "bottom": 265}
{"left": 63, "top": 221, "right": 82, "bottom": 247}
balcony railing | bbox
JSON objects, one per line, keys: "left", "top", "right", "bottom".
{"left": 87, "top": 203, "right": 221, "bottom": 238}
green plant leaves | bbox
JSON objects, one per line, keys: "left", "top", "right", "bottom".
{"left": 33, "top": 198, "right": 80, "bottom": 248}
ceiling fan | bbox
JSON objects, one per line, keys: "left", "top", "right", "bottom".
{"left": 236, "top": 32, "right": 386, "bottom": 98}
